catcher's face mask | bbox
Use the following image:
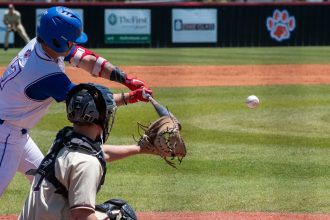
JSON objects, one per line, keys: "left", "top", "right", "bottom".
{"left": 95, "top": 84, "right": 116, "bottom": 143}
{"left": 66, "top": 83, "right": 116, "bottom": 143}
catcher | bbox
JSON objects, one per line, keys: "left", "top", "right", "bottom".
{"left": 19, "top": 83, "right": 186, "bottom": 220}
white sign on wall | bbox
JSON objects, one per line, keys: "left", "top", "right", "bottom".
{"left": 0, "top": 9, "right": 14, "bottom": 45}
{"left": 172, "top": 9, "right": 217, "bottom": 43}
{"left": 104, "top": 9, "right": 151, "bottom": 44}
{"left": 35, "top": 8, "right": 84, "bottom": 35}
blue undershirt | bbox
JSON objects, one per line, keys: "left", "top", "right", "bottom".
{"left": 25, "top": 73, "right": 75, "bottom": 102}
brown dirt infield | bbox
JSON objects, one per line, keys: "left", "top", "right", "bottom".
{"left": 65, "top": 64, "right": 330, "bottom": 88}
{"left": 1, "top": 64, "right": 330, "bottom": 88}
{"left": 2, "top": 64, "right": 330, "bottom": 219}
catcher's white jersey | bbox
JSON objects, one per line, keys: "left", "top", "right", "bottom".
{"left": 0, "top": 38, "right": 74, "bottom": 129}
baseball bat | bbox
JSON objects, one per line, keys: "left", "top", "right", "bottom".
{"left": 142, "top": 89, "right": 182, "bottom": 130}
{"left": 142, "top": 89, "right": 170, "bottom": 117}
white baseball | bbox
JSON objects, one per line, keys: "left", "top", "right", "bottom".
{"left": 246, "top": 95, "right": 260, "bottom": 109}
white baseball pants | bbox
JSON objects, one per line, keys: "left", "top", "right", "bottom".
{"left": 0, "top": 121, "right": 43, "bottom": 196}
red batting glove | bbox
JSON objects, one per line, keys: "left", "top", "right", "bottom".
{"left": 128, "top": 87, "right": 153, "bottom": 103}
{"left": 124, "top": 75, "right": 148, "bottom": 91}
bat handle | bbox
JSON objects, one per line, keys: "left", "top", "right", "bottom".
{"left": 142, "top": 88, "right": 152, "bottom": 101}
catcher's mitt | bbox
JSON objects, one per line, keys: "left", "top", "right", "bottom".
{"left": 137, "top": 115, "right": 186, "bottom": 168}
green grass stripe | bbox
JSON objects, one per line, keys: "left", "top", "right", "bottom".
{"left": 1, "top": 46, "right": 330, "bottom": 65}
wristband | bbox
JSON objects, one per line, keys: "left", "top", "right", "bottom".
{"left": 91, "top": 57, "right": 108, "bottom": 77}
{"left": 121, "top": 92, "right": 127, "bottom": 105}
{"left": 110, "top": 67, "right": 126, "bottom": 84}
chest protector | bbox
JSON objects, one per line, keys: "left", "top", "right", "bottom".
{"left": 27, "top": 126, "right": 107, "bottom": 198}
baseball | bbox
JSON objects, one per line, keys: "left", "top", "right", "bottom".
{"left": 246, "top": 95, "right": 260, "bottom": 109}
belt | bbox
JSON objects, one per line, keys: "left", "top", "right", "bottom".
{"left": 0, "top": 119, "right": 28, "bottom": 135}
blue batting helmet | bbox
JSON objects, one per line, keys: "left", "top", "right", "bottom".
{"left": 37, "top": 6, "right": 88, "bottom": 53}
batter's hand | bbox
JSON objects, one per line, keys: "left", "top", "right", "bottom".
{"left": 124, "top": 75, "right": 148, "bottom": 91}
{"left": 128, "top": 87, "right": 152, "bottom": 103}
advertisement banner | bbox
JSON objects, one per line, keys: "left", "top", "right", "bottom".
{"left": 104, "top": 9, "right": 151, "bottom": 44}
{"left": 0, "top": 9, "right": 14, "bottom": 45}
{"left": 172, "top": 9, "right": 217, "bottom": 43}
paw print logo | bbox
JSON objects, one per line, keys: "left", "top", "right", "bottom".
{"left": 266, "top": 9, "right": 296, "bottom": 42}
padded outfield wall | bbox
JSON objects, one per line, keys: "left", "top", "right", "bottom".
{"left": 0, "top": 2, "right": 329, "bottom": 48}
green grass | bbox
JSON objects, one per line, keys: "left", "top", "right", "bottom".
{"left": 1, "top": 46, "right": 330, "bottom": 215}
{"left": 2, "top": 85, "right": 330, "bottom": 214}
{"left": 1, "top": 46, "right": 330, "bottom": 65}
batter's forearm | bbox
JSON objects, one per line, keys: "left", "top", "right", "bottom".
{"left": 66, "top": 46, "right": 148, "bottom": 91}
{"left": 114, "top": 93, "right": 128, "bottom": 106}
{"left": 98, "top": 62, "right": 126, "bottom": 84}
{"left": 66, "top": 46, "right": 127, "bottom": 83}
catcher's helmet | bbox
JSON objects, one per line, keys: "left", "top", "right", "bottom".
{"left": 37, "top": 6, "right": 88, "bottom": 53}
{"left": 66, "top": 83, "right": 116, "bottom": 143}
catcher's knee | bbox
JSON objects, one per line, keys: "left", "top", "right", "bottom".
{"left": 95, "top": 198, "right": 137, "bottom": 220}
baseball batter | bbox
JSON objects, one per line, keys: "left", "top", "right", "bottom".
{"left": 3, "top": 4, "right": 30, "bottom": 51}
{"left": 0, "top": 6, "right": 152, "bottom": 196}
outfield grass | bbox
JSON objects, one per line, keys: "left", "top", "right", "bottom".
{"left": 1, "top": 47, "right": 330, "bottom": 214}
{"left": 1, "top": 46, "right": 330, "bottom": 66}
{"left": 1, "top": 85, "right": 330, "bottom": 214}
